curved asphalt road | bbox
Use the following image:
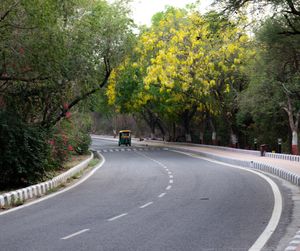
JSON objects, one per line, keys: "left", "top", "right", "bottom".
{"left": 0, "top": 138, "right": 285, "bottom": 250}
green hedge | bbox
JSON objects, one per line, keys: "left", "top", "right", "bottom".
{"left": 0, "top": 112, "right": 52, "bottom": 189}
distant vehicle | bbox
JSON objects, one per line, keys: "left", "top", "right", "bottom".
{"left": 118, "top": 130, "right": 131, "bottom": 146}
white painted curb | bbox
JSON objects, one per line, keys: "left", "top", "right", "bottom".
{"left": 156, "top": 145, "right": 300, "bottom": 189}
{"left": 0, "top": 153, "right": 94, "bottom": 208}
{"left": 160, "top": 140, "right": 300, "bottom": 162}
{"left": 266, "top": 152, "right": 300, "bottom": 162}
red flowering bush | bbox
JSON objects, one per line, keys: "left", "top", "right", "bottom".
{"left": 48, "top": 133, "right": 72, "bottom": 166}
{"left": 48, "top": 113, "right": 91, "bottom": 167}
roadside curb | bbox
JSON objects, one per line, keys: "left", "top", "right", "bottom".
{"left": 166, "top": 146, "right": 300, "bottom": 187}
{"left": 0, "top": 153, "right": 94, "bottom": 209}
{"left": 155, "top": 139, "right": 300, "bottom": 162}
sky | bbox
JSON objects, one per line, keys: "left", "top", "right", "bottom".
{"left": 130, "top": 0, "right": 214, "bottom": 26}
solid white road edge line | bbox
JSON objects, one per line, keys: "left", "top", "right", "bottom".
{"left": 140, "top": 202, "right": 153, "bottom": 209}
{"left": 170, "top": 149, "right": 282, "bottom": 251}
{"left": 0, "top": 153, "right": 106, "bottom": 216}
{"left": 107, "top": 213, "right": 128, "bottom": 221}
{"left": 61, "top": 229, "right": 90, "bottom": 240}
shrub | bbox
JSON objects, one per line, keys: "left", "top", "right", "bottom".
{"left": 48, "top": 113, "right": 92, "bottom": 167}
{"left": 48, "top": 132, "right": 72, "bottom": 166}
{"left": 0, "top": 111, "right": 52, "bottom": 190}
{"left": 74, "top": 132, "right": 91, "bottom": 155}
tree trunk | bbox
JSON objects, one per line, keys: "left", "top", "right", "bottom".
{"left": 292, "top": 130, "right": 299, "bottom": 155}
{"left": 283, "top": 95, "right": 300, "bottom": 155}
{"left": 142, "top": 108, "right": 156, "bottom": 139}
{"left": 230, "top": 130, "right": 238, "bottom": 148}
{"left": 182, "top": 106, "right": 197, "bottom": 142}
{"left": 149, "top": 120, "right": 156, "bottom": 139}
{"left": 200, "top": 132, "right": 204, "bottom": 144}
{"left": 183, "top": 111, "right": 192, "bottom": 142}
{"left": 209, "top": 118, "right": 217, "bottom": 145}
{"left": 199, "top": 121, "right": 205, "bottom": 144}
{"left": 172, "top": 122, "right": 176, "bottom": 142}
{"left": 156, "top": 120, "right": 166, "bottom": 141}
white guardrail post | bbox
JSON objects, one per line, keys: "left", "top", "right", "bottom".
{"left": 0, "top": 152, "right": 94, "bottom": 209}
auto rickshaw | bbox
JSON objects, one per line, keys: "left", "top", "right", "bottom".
{"left": 118, "top": 130, "right": 131, "bottom": 146}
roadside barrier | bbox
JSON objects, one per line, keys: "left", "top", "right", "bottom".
{"left": 161, "top": 141, "right": 261, "bottom": 156}
{"left": 266, "top": 152, "right": 300, "bottom": 162}
{"left": 250, "top": 161, "right": 300, "bottom": 186}
{"left": 172, "top": 148, "right": 300, "bottom": 187}
{"left": 0, "top": 153, "right": 94, "bottom": 208}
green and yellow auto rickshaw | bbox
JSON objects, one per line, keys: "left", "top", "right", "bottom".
{"left": 118, "top": 130, "right": 131, "bottom": 146}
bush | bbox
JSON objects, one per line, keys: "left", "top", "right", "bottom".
{"left": 74, "top": 132, "right": 91, "bottom": 155}
{"left": 48, "top": 113, "right": 92, "bottom": 167}
{"left": 48, "top": 132, "right": 71, "bottom": 166}
{"left": 0, "top": 111, "right": 52, "bottom": 190}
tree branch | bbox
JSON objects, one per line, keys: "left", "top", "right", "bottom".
{"left": 47, "top": 69, "right": 112, "bottom": 128}
{"left": 0, "top": 75, "right": 49, "bottom": 83}
{"left": 0, "top": 23, "right": 37, "bottom": 30}
{"left": 281, "top": 82, "right": 293, "bottom": 95}
{"left": 285, "top": 0, "right": 300, "bottom": 16}
{"left": 0, "top": 1, "right": 20, "bottom": 23}
{"left": 281, "top": 14, "right": 300, "bottom": 35}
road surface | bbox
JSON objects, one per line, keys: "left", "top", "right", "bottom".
{"left": 0, "top": 138, "right": 291, "bottom": 250}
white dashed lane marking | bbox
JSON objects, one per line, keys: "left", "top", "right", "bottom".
{"left": 103, "top": 150, "right": 174, "bottom": 225}
{"left": 107, "top": 213, "right": 128, "bottom": 222}
{"left": 61, "top": 229, "right": 90, "bottom": 240}
{"left": 97, "top": 147, "right": 168, "bottom": 153}
{"left": 158, "top": 193, "right": 166, "bottom": 198}
{"left": 140, "top": 202, "right": 153, "bottom": 209}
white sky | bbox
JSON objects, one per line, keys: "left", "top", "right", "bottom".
{"left": 130, "top": 0, "right": 214, "bottom": 26}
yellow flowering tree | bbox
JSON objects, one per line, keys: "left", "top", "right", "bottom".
{"left": 107, "top": 6, "right": 253, "bottom": 143}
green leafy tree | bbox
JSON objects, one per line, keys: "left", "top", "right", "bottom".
{"left": 239, "top": 17, "right": 300, "bottom": 154}
{"left": 1, "top": 0, "right": 135, "bottom": 128}
{"left": 0, "top": 0, "right": 135, "bottom": 188}
{"left": 215, "top": 0, "right": 300, "bottom": 35}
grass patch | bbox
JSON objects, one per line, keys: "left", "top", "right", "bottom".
{"left": 12, "top": 198, "right": 24, "bottom": 207}
{"left": 45, "top": 186, "right": 60, "bottom": 195}
{"left": 88, "top": 158, "right": 100, "bottom": 167}
{"left": 0, "top": 195, "right": 24, "bottom": 210}
{"left": 63, "top": 154, "right": 91, "bottom": 169}
{"left": 44, "top": 154, "right": 91, "bottom": 180}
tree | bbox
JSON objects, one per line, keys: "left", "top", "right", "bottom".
{"left": 107, "top": 7, "right": 252, "bottom": 144}
{"left": 215, "top": 0, "right": 300, "bottom": 35}
{"left": 0, "top": 0, "right": 135, "bottom": 188}
{"left": 239, "top": 17, "right": 300, "bottom": 154}
{"left": 1, "top": 0, "right": 135, "bottom": 128}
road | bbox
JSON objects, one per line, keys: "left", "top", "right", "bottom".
{"left": 0, "top": 138, "right": 291, "bottom": 250}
